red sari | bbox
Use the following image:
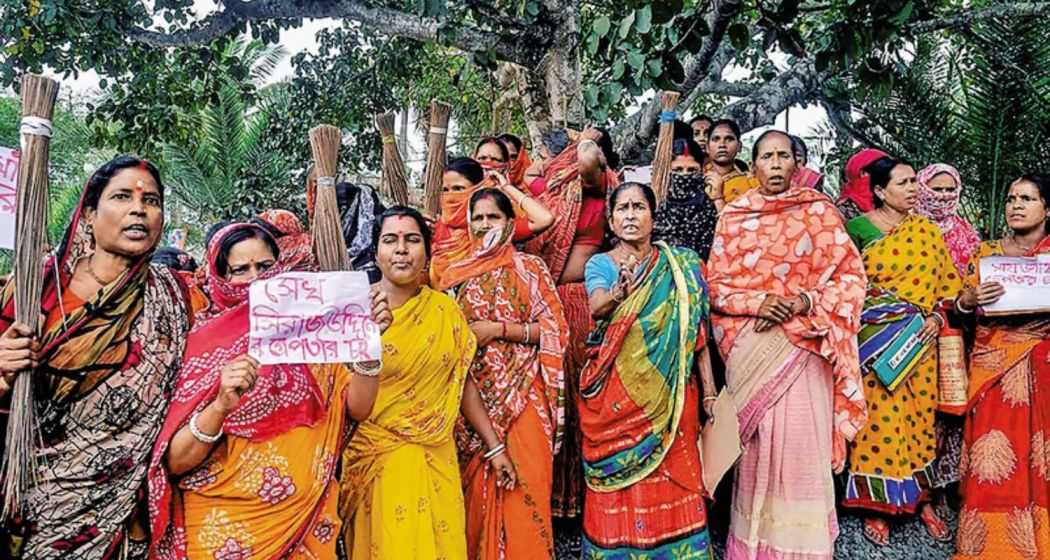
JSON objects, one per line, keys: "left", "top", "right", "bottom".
{"left": 522, "top": 141, "right": 619, "bottom": 518}
{"left": 954, "top": 238, "right": 1050, "bottom": 559}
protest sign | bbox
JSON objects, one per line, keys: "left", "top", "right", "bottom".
{"left": 249, "top": 271, "right": 381, "bottom": 364}
{"left": 979, "top": 255, "right": 1050, "bottom": 315}
{"left": 0, "top": 147, "right": 18, "bottom": 250}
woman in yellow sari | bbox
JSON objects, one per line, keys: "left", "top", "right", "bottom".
{"left": 341, "top": 206, "right": 477, "bottom": 559}
{"left": 148, "top": 223, "right": 391, "bottom": 559}
{"left": 843, "top": 156, "right": 963, "bottom": 545}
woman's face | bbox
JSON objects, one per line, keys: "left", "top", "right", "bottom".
{"left": 86, "top": 167, "right": 164, "bottom": 259}
{"left": 876, "top": 164, "right": 918, "bottom": 212}
{"left": 1005, "top": 179, "right": 1049, "bottom": 234}
{"left": 927, "top": 172, "right": 959, "bottom": 195}
{"left": 670, "top": 154, "right": 702, "bottom": 175}
{"left": 474, "top": 142, "right": 507, "bottom": 169}
{"left": 610, "top": 187, "right": 653, "bottom": 243}
{"left": 377, "top": 216, "right": 428, "bottom": 286}
{"left": 469, "top": 197, "right": 509, "bottom": 236}
{"left": 224, "top": 237, "right": 276, "bottom": 284}
{"left": 442, "top": 170, "right": 475, "bottom": 195}
{"left": 502, "top": 141, "right": 519, "bottom": 163}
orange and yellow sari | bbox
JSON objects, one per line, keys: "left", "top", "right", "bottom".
{"left": 954, "top": 238, "right": 1050, "bottom": 559}
{"left": 843, "top": 214, "right": 962, "bottom": 514}
{"left": 340, "top": 287, "right": 477, "bottom": 559}
{"left": 450, "top": 224, "right": 568, "bottom": 560}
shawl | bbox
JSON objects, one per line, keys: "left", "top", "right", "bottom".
{"left": 509, "top": 146, "right": 533, "bottom": 187}
{"left": 435, "top": 216, "right": 516, "bottom": 292}
{"left": 962, "top": 238, "right": 1050, "bottom": 409}
{"left": 339, "top": 287, "right": 476, "bottom": 518}
{"left": 653, "top": 172, "right": 719, "bottom": 260}
{"left": 836, "top": 148, "right": 889, "bottom": 215}
{"left": 522, "top": 141, "right": 619, "bottom": 279}
{"left": 0, "top": 174, "right": 190, "bottom": 559}
{"left": 579, "top": 243, "right": 707, "bottom": 491}
{"left": 430, "top": 176, "right": 498, "bottom": 289}
{"left": 452, "top": 242, "right": 568, "bottom": 459}
{"left": 792, "top": 166, "right": 825, "bottom": 192}
{"left": 708, "top": 187, "right": 868, "bottom": 440}
{"left": 147, "top": 222, "right": 327, "bottom": 558}
{"left": 915, "top": 164, "right": 981, "bottom": 275}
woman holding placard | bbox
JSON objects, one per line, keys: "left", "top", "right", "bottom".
{"left": 953, "top": 174, "right": 1050, "bottom": 560}
{"left": 843, "top": 156, "right": 963, "bottom": 545}
{"left": 148, "top": 222, "right": 392, "bottom": 559}
{"left": 341, "top": 207, "right": 478, "bottom": 559}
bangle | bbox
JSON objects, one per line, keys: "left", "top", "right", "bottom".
{"left": 189, "top": 411, "right": 223, "bottom": 444}
{"left": 703, "top": 395, "right": 717, "bottom": 402}
{"left": 500, "top": 322, "right": 507, "bottom": 339}
{"left": 798, "top": 293, "right": 812, "bottom": 314}
{"left": 483, "top": 443, "right": 507, "bottom": 461}
{"left": 352, "top": 360, "right": 383, "bottom": 377}
{"left": 523, "top": 324, "right": 531, "bottom": 345}
{"left": 955, "top": 297, "right": 975, "bottom": 314}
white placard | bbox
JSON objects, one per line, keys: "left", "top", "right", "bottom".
{"left": 248, "top": 271, "right": 381, "bottom": 365}
{"left": 0, "top": 147, "right": 19, "bottom": 250}
{"left": 979, "top": 255, "right": 1050, "bottom": 315}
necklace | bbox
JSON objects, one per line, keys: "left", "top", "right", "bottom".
{"left": 872, "top": 207, "right": 906, "bottom": 231}
{"left": 1007, "top": 234, "right": 1037, "bottom": 254}
{"left": 86, "top": 257, "right": 118, "bottom": 286}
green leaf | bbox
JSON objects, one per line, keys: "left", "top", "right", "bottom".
{"left": 635, "top": 6, "right": 652, "bottom": 34}
{"left": 612, "top": 59, "right": 625, "bottom": 79}
{"left": 583, "top": 84, "right": 599, "bottom": 106}
{"left": 646, "top": 58, "right": 662, "bottom": 78}
{"left": 619, "top": 11, "right": 636, "bottom": 40}
{"left": 593, "top": 16, "right": 611, "bottom": 38}
{"left": 525, "top": 2, "right": 540, "bottom": 16}
{"left": 586, "top": 32, "right": 600, "bottom": 56}
{"left": 607, "top": 82, "right": 624, "bottom": 104}
{"left": 627, "top": 51, "right": 645, "bottom": 70}
{"left": 728, "top": 23, "right": 750, "bottom": 51}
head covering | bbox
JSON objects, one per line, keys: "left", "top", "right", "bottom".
{"left": 0, "top": 168, "right": 190, "bottom": 558}
{"left": 148, "top": 222, "right": 326, "bottom": 556}
{"left": 257, "top": 208, "right": 304, "bottom": 235}
{"left": 430, "top": 175, "right": 498, "bottom": 288}
{"left": 435, "top": 220, "right": 516, "bottom": 291}
{"left": 509, "top": 145, "right": 533, "bottom": 187}
{"left": 653, "top": 172, "right": 718, "bottom": 260}
{"left": 837, "top": 148, "right": 889, "bottom": 213}
{"left": 915, "top": 163, "right": 981, "bottom": 274}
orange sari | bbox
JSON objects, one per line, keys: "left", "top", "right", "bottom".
{"left": 452, "top": 226, "right": 568, "bottom": 560}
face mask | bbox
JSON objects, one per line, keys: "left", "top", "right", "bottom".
{"left": 668, "top": 171, "right": 704, "bottom": 199}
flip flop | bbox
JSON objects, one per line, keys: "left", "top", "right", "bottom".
{"left": 921, "top": 504, "right": 953, "bottom": 543}
{"left": 864, "top": 517, "right": 890, "bottom": 547}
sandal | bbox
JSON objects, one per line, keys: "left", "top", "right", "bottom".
{"left": 864, "top": 517, "right": 890, "bottom": 547}
{"left": 921, "top": 503, "right": 953, "bottom": 543}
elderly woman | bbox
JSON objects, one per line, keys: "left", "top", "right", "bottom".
{"left": 953, "top": 174, "right": 1050, "bottom": 560}
{"left": 440, "top": 188, "right": 568, "bottom": 559}
{"left": 709, "top": 130, "right": 867, "bottom": 560}
{"left": 579, "top": 182, "right": 717, "bottom": 559}
{"left": 147, "top": 221, "right": 391, "bottom": 559}
{"left": 341, "top": 207, "right": 477, "bottom": 559}
{"left": 0, "top": 155, "right": 191, "bottom": 559}
{"left": 843, "top": 156, "right": 963, "bottom": 545}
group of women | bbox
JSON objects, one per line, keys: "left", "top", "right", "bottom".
{"left": 0, "top": 117, "right": 1048, "bottom": 560}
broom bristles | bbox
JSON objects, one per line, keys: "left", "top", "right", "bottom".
{"left": 650, "top": 91, "right": 680, "bottom": 204}
{"left": 376, "top": 112, "right": 411, "bottom": 207}
{"left": 423, "top": 100, "right": 452, "bottom": 216}
{"left": 308, "top": 125, "right": 351, "bottom": 272}
{"left": 3, "top": 74, "right": 59, "bottom": 520}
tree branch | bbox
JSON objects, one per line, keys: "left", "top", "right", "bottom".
{"left": 129, "top": 0, "right": 548, "bottom": 66}
{"left": 908, "top": 2, "right": 1050, "bottom": 34}
{"left": 719, "top": 60, "right": 831, "bottom": 132}
{"left": 612, "top": 0, "right": 743, "bottom": 157}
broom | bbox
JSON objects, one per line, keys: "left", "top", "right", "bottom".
{"left": 649, "top": 90, "right": 680, "bottom": 204}
{"left": 308, "top": 125, "right": 351, "bottom": 272}
{"left": 2, "top": 74, "right": 59, "bottom": 519}
{"left": 423, "top": 100, "right": 452, "bottom": 216}
{"left": 375, "top": 112, "right": 410, "bottom": 207}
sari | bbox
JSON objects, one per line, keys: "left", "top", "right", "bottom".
{"left": 708, "top": 187, "right": 868, "bottom": 559}
{"left": 147, "top": 223, "right": 349, "bottom": 560}
{"left": 954, "top": 238, "right": 1050, "bottom": 559}
{"left": 843, "top": 214, "right": 963, "bottom": 514}
{"left": 791, "top": 167, "right": 825, "bottom": 193}
{"left": 523, "top": 140, "right": 619, "bottom": 518}
{"left": 0, "top": 179, "right": 191, "bottom": 559}
{"left": 915, "top": 164, "right": 981, "bottom": 489}
{"left": 653, "top": 172, "right": 719, "bottom": 261}
{"left": 448, "top": 222, "right": 568, "bottom": 559}
{"left": 835, "top": 148, "right": 888, "bottom": 222}
{"left": 340, "top": 287, "right": 476, "bottom": 559}
{"left": 708, "top": 162, "right": 759, "bottom": 204}
{"left": 509, "top": 146, "right": 533, "bottom": 188}
{"left": 579, "top": 243, "right": 712, "bottom": 559}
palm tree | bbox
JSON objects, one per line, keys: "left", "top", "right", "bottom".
{"left": 839, "top": 19, "right": 1050, "bottom": 237}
